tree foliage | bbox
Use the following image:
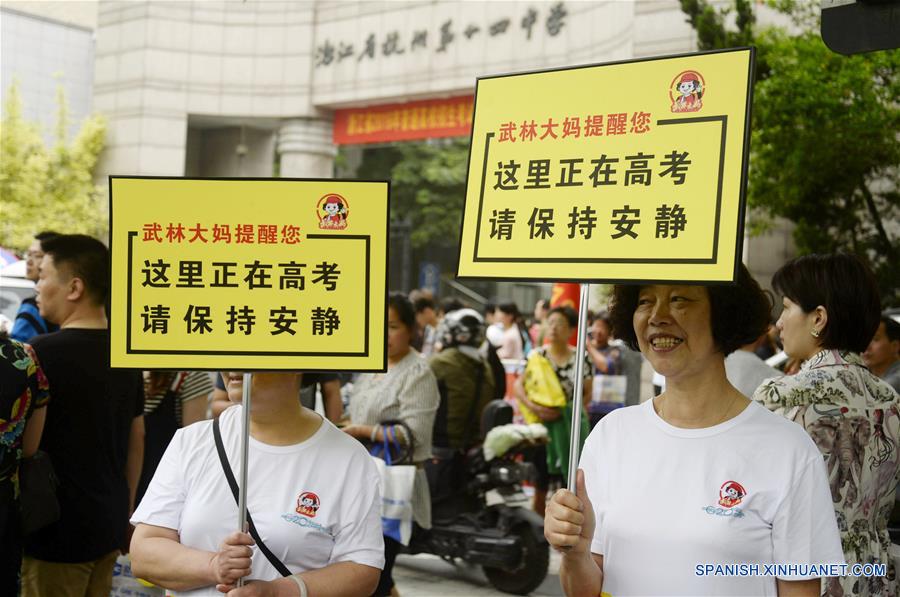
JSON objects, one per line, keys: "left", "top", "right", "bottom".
{"left": 0, "top": 81, "right": 107, "bottom": 251}
{"left": 680, "top": 0, "right": 756, "bottom": 50}
{"left": 680, "top": 0, "right": 900, "bottom": 304}
{"left": 347, "top": 138, "right": 470, "bottom": 249}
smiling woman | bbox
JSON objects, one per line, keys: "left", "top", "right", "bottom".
{"left": 543, "top": 264, "right": 846, "bottom": 597}
{"left": 610, "top": 269, "right": 772, "bottom": 362}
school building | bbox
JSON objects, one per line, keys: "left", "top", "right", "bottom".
{"left": 2, "top": 0, "right": 795, "bottom": 303}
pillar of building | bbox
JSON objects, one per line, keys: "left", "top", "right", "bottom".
{"left": 277, "top": 117, "right": 336, "bottom": 178}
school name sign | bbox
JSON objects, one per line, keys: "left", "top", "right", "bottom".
{"left": 457, "top": 48, "right": 755, "bottom": 283}
{"left": 109, "top": 177, "right": 389, "bottom": 370}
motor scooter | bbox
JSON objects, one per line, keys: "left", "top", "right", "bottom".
{"left": 408, "top": 400, "right": 550, "bottom": 595}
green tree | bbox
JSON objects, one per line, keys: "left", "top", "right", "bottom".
{"left": 679, "top": 0, "right": 900, "bottom": 304}
{"left": 346, "top": 137, "right": 470, "bottom": 248}
{"left": 680, "top": 0, "right": 756, "bottom": 50}
{"left": 0, "top": 81, "right": 107, "bottom": 251}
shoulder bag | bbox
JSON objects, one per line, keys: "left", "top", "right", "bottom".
{"left": 212, "top": 418, "right": 290, "bottom": 577}
{"left": 19, "top": 450, "right": 60, "bottom": 535}
{"left": 369, "top": 425, "right": 416, "bottom": 545}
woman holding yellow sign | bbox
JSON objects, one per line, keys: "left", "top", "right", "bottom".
{"left": 129, "top": 372, "right": 384, "bottom": 596}
{"left": 544, "top": 266, "right": 844, "bottom": 596}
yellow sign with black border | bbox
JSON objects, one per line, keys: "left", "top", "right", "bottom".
{"left": 109, "top": 177, "right": 389, "bottom": 371}
{"left": 457, "top": 48, "right": 754, "bottom": 283}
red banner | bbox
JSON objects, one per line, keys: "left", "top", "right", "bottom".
{"left": 333, "top": 95, "right": 474, "bottom": 145}
{"left": 551, "top": 283, "right": 582, "bottom": 346}
{"left": 550, "top": 283, "right": 580, "bottom": 311}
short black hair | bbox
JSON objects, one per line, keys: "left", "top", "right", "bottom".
{"left": 591, "top": 311, "right": 611, "bottom": 326}
{"left": 548, "top": 306, "right": 578, "bottom": 328}
{"left": 609, "top": 263, "right": 771, "bottom": 356}
{"left": 34, "top": 231, "right": 60, "bottom": 247}
{"left": 772, "top": 253, "right": 881, "bottom": 354}
{"left": 41, "top": 234, "right": 109, "bottom": 305}
{"left": 388, "top": 292, "right": 417, "bottom": 333}
{"left": 413, "top": 296, "right": 435, "bottom": 313}
{"left": 497, "top": 301, "right": 521, "bottom": 318}
{"left": 879, "top": 315, "right": 900, "bottom": 344}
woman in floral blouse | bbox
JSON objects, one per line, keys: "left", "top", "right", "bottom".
{"left": 754, "top": 253, "right": 900, "bottom": 597}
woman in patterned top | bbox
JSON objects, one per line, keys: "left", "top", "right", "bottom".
{"left": 754, "top": 253, "right": 900, "bottom": 597}
{"left": 346, "top": 292, "right": 440, "bottom": 597}
{"left": 0, "top": 330, "right": 49, "bottom": 594}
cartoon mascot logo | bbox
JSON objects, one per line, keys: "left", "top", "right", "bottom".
{"left": 317, "top": 193, "right": 349, "bottom": 230}
{"left": 670, "top": 70, "right": 705, "bottom": 113}
{"left": 296, "top": 491, "right": 321, "bottom": 518}
{"left": 718, "top": 480, "right": 747, "bottom": 508}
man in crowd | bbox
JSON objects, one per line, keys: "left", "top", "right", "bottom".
{"left": 413, "top": 294, "right": 439, "bottom": 357}
{"left": 529, "top": 298, "right": 550, "bottom": 347}
{"left": 10, "top": 231, "right": 59, "bottom": 342}
{"left": 864, "top": 315, "right": 900, "bottom": 394}
{"left": 585, "top": 312, "right": 625, "bottom": 425}
{"left": 429, "top": 308, "right": 495, "bottom": 451}
{"left": 23, "top": 234, "right": 144, "bottom": 596}
{"left": 484, "top": 301, "right": 504, "bottom": 347}
{"left": 427, "top": 308, "right": 496, "bottom": 517}
{"left": 586, "top": 312, "right": 622, "bottom": 378}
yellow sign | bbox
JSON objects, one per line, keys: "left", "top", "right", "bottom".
{"left": 109, "top": 177, "right": 389, "bottom": 370}
{"left": 457, "top": 48, "right": 754, "bottom": 283}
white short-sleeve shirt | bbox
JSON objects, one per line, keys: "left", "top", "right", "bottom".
{"left": 580, "top": 398, "right": 844, "bottom": 596}
{"left": 132, "top": 406, "right": 384, "bottom": 597}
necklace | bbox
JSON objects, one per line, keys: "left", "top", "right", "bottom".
{"left": 657, "top": 391, "right": 740, "bottom": 428}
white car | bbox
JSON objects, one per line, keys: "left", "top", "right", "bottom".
{"left": 0, "top": 261, "right": 35, "bottom": 332}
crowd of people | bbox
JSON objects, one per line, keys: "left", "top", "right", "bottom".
{"left": 2, "top": 230, "right": 899, "bottom": 597}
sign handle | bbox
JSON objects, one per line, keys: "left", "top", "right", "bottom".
{"left": 237, "top": 372, "right": 252, "bottom": 587}
{"left": 567, "top": 283, "right": 591, "bottom": 492}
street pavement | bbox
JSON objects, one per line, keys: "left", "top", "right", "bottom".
{"left": 393, "top": 551, "right": 564, "bottom": 596}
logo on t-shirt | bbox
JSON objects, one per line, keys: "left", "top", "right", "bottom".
{"left": 718, "top": 480, "right": 747, "bottom": 508}
{"left": 296, "top": 491, "right": 321, "bottom": 517}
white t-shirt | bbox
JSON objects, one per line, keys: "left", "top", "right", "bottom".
{"left": 132, "top": 406, "right": 384, "bottom": 596}
{"left": 725, "top": 350, "right": 780, "bottom": 398}
{"left": 652, "top": 369, "right": 666, "bottom": 391}
{"left": 497, "top": 325, "right": 524, "bottom": 360}
{"left": 580, "top": 398, "right": 844, "bottom": 596}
